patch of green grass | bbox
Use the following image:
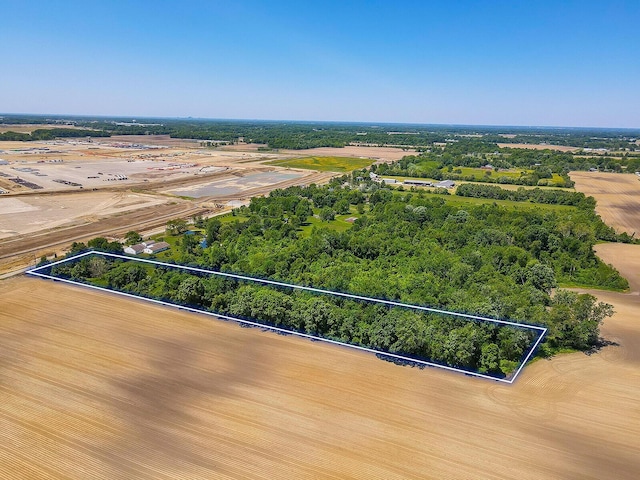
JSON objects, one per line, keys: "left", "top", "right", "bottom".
{"left": 549, "top": 173, "right": 566, "bottom": 186}
{"left": 218, "top": 213, "right": 250, "bottom": 224}
{"left": 265, "top": 156, "right": 374, "bottom": 172}
{"left": 299, "top": 206, "right": 363, "bottom": 237}
{"left": 451, "top": 167, "right": 527, "bottom": 180}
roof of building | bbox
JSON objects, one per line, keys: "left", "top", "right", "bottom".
{"left": 125, "top": 244, "right": 145, "bottom": 254}
{"left": 144, "top": 241, "right": 170, "bottom": 253}
{"left": 435, "top": 180, "right": 455, "bottom": 188}
{"left": 403, "top": 179, "right": 432, "bottom": 185}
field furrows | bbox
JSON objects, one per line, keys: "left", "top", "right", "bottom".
{"left": 1, "top": 275, "right": 639, "bottom": 479}
{"left": 570, "top": 171, "right": 640, "bottom": 234}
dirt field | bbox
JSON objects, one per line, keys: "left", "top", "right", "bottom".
{"left": 280, "top": 145, "right": 411, "bottom": 163}
{"left": 0, "top": 191, "right": 170, "bottom": 240}
{"left": 0, "top": 134, "right": 340, "bottom": 274}
{"left": 570, "top": 171, "right": 640, "bottom": 234}
{"left": 594, "top": 243, "right": 640, "bottom": 291}
{"left": 1, "top": 241, "right": 639, "bottom": 479}
{"left": 498, "top": 143, "right": 580, "bottom": 152}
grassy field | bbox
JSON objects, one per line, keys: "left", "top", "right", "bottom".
{"left": 299, "top": 207, "right": 362, "bottom": 237}
{"left": 400, "top": 191, "right": 577, "bottom": 212}
{"left": 450, "top": 167, "right": 566, "bottom": 186}
{"left": 454, "top": 166, "right": 525, "bottom": 179}
{"left": 266, "top": 156, "right": 374, "bottom": 172}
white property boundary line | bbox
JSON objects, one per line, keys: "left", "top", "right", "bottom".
{"left": 28, "top": 251, "right": 547, "bottom": 384}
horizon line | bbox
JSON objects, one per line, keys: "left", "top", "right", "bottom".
{"left": 1, "top": 112, "right": 639, "bottom": 132}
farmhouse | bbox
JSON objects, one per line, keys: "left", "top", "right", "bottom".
{"left": 124, "top": 243, "right": 145, "bottom": 255}
{"left": 143, "top": 241, "right": 170, "bottom": 254}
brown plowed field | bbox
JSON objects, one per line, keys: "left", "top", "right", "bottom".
{"left": 570, "top": 171, "right": 640, "bottom": 235}
{"left": 497, "top": 143, "right": 580, "bottom": 152}
{"left": 1, "top": 241, "right": 640, "bottom": 479}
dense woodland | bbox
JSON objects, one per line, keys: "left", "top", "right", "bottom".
{"left": 47, "top": 175, "right": 625, "bottom": 377}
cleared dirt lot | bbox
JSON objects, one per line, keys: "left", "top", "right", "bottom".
{"left": 0, "top": 191, "right": 169, "bottom": 240}
{"left": 570, "top": 171, "right": 640, "bottom": 234}
{"left": 1, "top": 242, "right": 639, "bottom": 479}
{"left": 0, "top": 135, "right": 338, "bottom": 273}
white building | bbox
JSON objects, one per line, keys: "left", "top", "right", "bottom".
{"left": 143, "top": 241, "right": 170, "bottom": 254}
{"left": 124, "top": 243, "right": 145, "bottom": 255}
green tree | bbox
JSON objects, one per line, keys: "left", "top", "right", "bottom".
{"left": 124, "top": 231, "right": 143, "bottom": 245}
{"left": 167, "top": 218, "right": 188, "bottom": 235}
{"left": 479, "top": 343, "right": 501, "bottom": 374}
{"left": 319, "top": 207, "right": 335, "bottom": 222}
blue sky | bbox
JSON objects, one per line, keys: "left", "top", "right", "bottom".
{"left": 2, "top": 0, "right": 638, "bottom": 127}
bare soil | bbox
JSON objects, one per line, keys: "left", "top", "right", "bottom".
{"left": 498, "top": 143, "right": 580, "bottom": 152}
{"left": 1, "top": 242, "right": 639, "bottom": 478}
{"left": 570, "top": 171, "right": 640, "bottom": 235}
{"left": 280, "top": 145, "right": 411, "bottom": 163}
{"left": 0, "top": 192, "right": 169, "bottom": 240}
{"left": 594, "top": 243, "right": 640, "bottom": 292}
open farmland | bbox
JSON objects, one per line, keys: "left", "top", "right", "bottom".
{"left": 1, "top": 243, "right": 639, "bottom": 479}
{"left": 497, "top": 143, "right": 581, "bottom": 152}
{"left": 279, "top": 145, "right": 410, "bottom": 163}
{"left": 570, "top": 171, "right": 640, "bottom": 234}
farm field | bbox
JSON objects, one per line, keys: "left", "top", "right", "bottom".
{"left": 1, "top": 242, "right": 639, "bottom": 479}
{"left": 279, "top": 145, "right": 410, "bottom": 163}
{"left": 570, "top": 171, "right": 640, "bottom": 235}
{"left": 265, "top": 156, "right": 374, "bottom": 172}
{"left": 497, "top": 143, "right": 581, "bottom": 152}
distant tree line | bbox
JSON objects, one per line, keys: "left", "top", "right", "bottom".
{"left": 3, "top": 114, "right": 638, "bottom": 152}
{"left": 455, "top": 184, "right": 596, "bottom": 208}
{"left": 0, "top": 128, "right": 109, "bottom": 141}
